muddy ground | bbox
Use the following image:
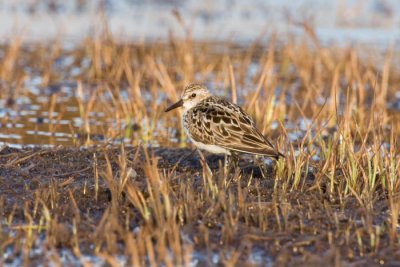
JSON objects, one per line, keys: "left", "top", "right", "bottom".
{"left": 0, "top": 146, "right": 398, "bottom": 266}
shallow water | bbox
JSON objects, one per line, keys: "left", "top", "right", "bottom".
{"left": 0, "top": 79, "right": 328, "bottom": 148}
{"left": 0, "top": 67, "right": 159, "bottom": 147}
{"left": 1, "top": 230, "right": 273, "bottom": 267}
{"left": 1, "top": 70, "right": 399, "bottom": 148}
{"left": 1, "top": 81, "right": 91, "bottom": 147}
{"left": 1, "top": 0, "right": 400, "bottom": 46}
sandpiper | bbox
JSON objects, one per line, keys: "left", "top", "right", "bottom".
{"left": 165, "top": 84, "right": 283, "bottom": 168}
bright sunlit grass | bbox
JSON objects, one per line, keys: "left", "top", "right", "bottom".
{"left": 0, "top": 25, "right": 399, "bottom": 265}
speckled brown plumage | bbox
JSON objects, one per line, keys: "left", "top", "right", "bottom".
{"left": 165, "top": 84, "right": 283, "bottom": 159}
{"left": 183, "top": 96, "right": 282, "bottom": 158}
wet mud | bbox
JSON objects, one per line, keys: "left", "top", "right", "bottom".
{"left": 0, "top": 146, "right": 397, "bottom": 266}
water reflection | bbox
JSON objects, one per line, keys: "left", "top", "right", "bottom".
{"left": 1, "top": 74, "right": 399, "bottom": 149}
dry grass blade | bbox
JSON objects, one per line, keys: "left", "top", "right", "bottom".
{"left": 0, "top": 29, "right": 399, "bottom": 266}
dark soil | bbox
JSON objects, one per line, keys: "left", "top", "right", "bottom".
{"left": 0, "top": 146, "right": 398, "bottom": 266}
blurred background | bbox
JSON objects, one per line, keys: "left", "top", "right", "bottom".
{"left": 1, "top": 0, "right": 399, "bottom": 46}
{"left": 1, "top": 0, "right": 400, "bottom": 148}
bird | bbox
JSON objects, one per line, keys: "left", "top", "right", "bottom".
{"left": 165, "top": 83, "right": 283, "bottom": 169}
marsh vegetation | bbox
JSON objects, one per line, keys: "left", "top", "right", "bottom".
{"left": 0, "top": 26, "right": 400, "bottom": 265}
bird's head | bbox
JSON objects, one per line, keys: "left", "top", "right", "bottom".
{"left": 165, "top": 84, "right": 212, "bottom": 112}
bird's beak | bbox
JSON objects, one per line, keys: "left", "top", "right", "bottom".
{"left": 165, "top": 99, "right": 184, "bottom": 112}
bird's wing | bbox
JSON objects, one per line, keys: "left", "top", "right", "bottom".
{"left": 186, "top": 97, "right": 282, "bottom": 158}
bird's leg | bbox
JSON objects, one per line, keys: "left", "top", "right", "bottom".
{"left": 254, "top": 155, "right": 269, "bottom": 179}
{"left": 231, "top": 152, "right": 239, "bottom": 169}
{"left": 224, "top": 152, "right": 239, "bottom": 174}
{"left": 224, "top": 154, "right": 231, "bottom": 174}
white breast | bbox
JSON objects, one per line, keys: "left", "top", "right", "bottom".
{"left": 190, "top": 139, "right": 231, "bottom": 155}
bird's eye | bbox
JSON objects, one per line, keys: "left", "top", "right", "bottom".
{"left": 191, "top": 93, "right": 196, "bottom": 98}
